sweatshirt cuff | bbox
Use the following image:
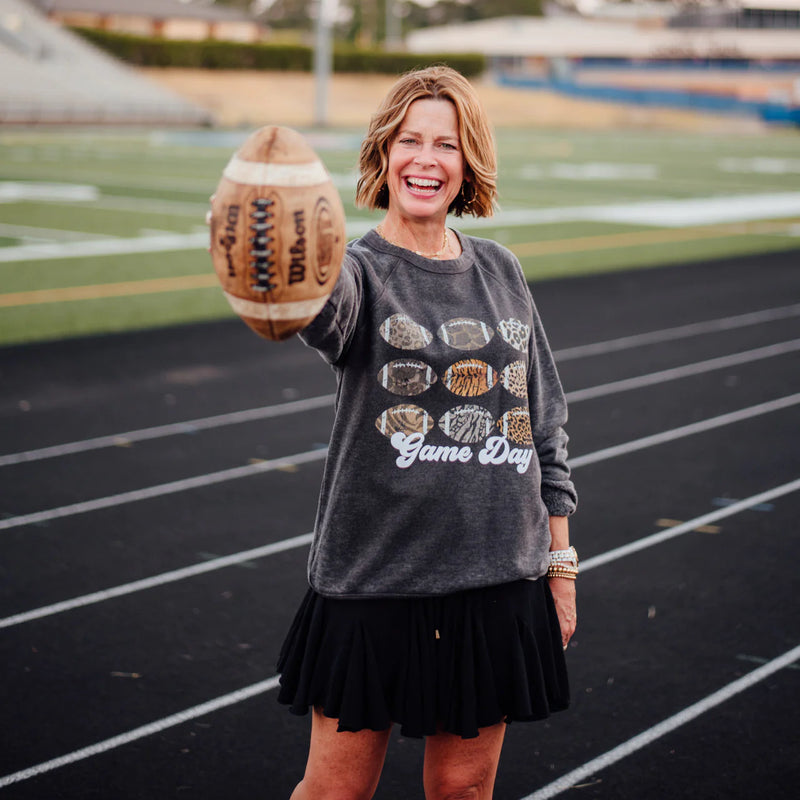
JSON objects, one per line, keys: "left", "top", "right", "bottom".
{"left": 541, "top": 485, "right": 578, "bottom": 517}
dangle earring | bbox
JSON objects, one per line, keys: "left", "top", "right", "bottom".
{"left": 460, "top": 182, "right": 476, "bottom": 214}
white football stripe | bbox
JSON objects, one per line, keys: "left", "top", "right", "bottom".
{"left": 223, "top": 154, "right": 330, "bottom": 187}
{"left": 223, "top": 291, "right": 328, "bottom": 321}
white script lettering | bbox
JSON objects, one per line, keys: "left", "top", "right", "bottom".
{"left": 477, "top": 436, "right": 533, "bottom": 474}
{"left": 390, "top": 432, "right": 472, "bottom": 469}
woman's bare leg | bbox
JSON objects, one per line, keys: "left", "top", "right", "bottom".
{"left": 289, "top": 708, "right": 392, "bottom": 800}
{"left": 422, "top": 722, "right": 506, "bottom": 800}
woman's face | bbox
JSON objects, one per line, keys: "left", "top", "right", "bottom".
{"left": 385, "top": 98, "right": 465, "bottom": 224}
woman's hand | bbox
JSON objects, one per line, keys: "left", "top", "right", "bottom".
{"left": 548, "top": 576, "right": 576, "bottom": 650}
{"left": 547, "top": 516, "right": 576, "bottom": 651}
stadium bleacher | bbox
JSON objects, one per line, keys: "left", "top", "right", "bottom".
{"left": 0, "top": 0, "right": 212, "bottom": 125}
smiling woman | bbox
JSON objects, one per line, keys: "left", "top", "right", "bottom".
{"left": 272, "top": 65, "right": 579, "bottom": 800}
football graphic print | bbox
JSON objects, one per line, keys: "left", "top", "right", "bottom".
{"left": 437, "top": 318, "right": 495, "bottom": 350}
{"left": 442, "top": 359, "right": 496, "bottom": 397}
{"left": 378, "top": 360, "right": 438, "bottom": 396}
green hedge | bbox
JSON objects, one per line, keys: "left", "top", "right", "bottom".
{"left": 71, "top": 28, "right": 486, "bottom": 77}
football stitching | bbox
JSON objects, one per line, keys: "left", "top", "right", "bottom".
{"left": 249, "top": 197, "right": 276, "bottom": 293}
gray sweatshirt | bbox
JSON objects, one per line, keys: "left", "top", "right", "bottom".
{"left": 299, "top": 229, "right": 577, "bottom": 597}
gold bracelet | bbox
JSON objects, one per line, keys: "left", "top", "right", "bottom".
{"left": 547, "top": 564, "right": 578, "bottom": 580}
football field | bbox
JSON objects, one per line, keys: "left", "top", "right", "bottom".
{"left": 1, "top": 125, "right": 800, "bottom": 346}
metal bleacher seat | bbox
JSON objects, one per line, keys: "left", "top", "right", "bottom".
{"left": 0, "top": 0, "right": 212, "bottom": 125}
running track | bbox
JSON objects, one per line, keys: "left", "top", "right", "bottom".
{"left": 1, "top": 249, "right": 798, "bottom": 799}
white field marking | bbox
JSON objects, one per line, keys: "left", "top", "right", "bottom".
{"left": 552, "top": 303, "right": 800, "bottom": 362}
{"left": 2, "top": 396, "right": 798, "bottom": 627}
{"left": 718, "top": 157, "right": 800, "bottom": 175}
{"left": 520, "top": 644, "right": 800, "bottom": 800}
{"left": 457, "top": 191, "right": 800, "bottom": 231}
{"left": 0, "top": 182, "right": 99, "bottom": 203}
{"left": 0, "top": 532, "right": 314, "bottom": 630}
{"left": 570, "top": 393, "right": 800, "bottom": 469}
{"left": 579, "top": 477, "right": 800, "bottom": 573}
{"left": 0, "top": 393, "right": 337, "bottom": 467}
{"left": 0, "top": 231, "right": 210, "bottom": 263}
{"left": 3, "top": 190, "right": 800, "bottom": 264}
{"left": 0, "top": 676, "right": 282, "bottom": 789}
{"left": 1, "top": 391, "right": 797, "bottom": 534}
{"left": 521, "top": 162, "right": 659, "bottom": 181}
{"left": 2, "top": 493, "right": 798, "bottom": 789}
{"left": 0, "top": 223, "right": 117, "bottom": 243}
{"left": 4, "top": 314, "right": 796, "bottom": 467}
{"left": 565, "top": 339, "right": 800, "bottom": 403}
{"left": 0, "top": 447, "right": 328, "bottom": 533}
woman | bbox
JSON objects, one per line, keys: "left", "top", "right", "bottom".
{"left": 277, "top": 65, "right": 578, "bottom": 800}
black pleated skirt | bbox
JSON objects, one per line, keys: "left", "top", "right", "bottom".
{"left": 276, "top": 578, "right": 569, "bottom": 739}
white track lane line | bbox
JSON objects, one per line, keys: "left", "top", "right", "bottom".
{"left": 553, "top": 303, "right": 800, "bottom": 362}
{"left": 0, "top": 393, "right": 336, "bottom": 467}
{"left": 0, "top": 676, "right": 281, "bottom": 788}
{"left": 570, "top": 393, "right": 800, "bottom": 469}
{"left": 2, "top": 394, "right": 797, "bottom": 534}
{"left": 0, "top": 533, "right": 314, "bottom": 630}
{"left": 2, "top": 396, "right": 798, "bottom": 627}
{"left": 1, "top": 481, "right": 797, "bottom": 789}
{"left": 0, "top": 447, "right": 328, "bottom": 532}
{"left": 3, "top": 333, "right": 798, "bottom": 471}
{"left": 2, "top": 304, "right": 798, "bottom": 468}
{"left": 565, "top": 339, "right": 800, "bottom": 403}
{"left": 519, "top": 644, "right": 800, "bottom": 800}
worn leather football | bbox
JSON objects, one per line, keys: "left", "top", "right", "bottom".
{"left": 209, "top": 126, "right": 345, "bottom": 341}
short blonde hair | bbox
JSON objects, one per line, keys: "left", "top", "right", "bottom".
{"left": 356, "top": 65, "right": 497, "bottom": 218}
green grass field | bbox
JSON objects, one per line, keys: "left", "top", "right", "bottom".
{"left": 1, "top": 125, "right": 799, "bottom": 346}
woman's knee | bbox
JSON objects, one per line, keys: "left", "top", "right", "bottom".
{"left": 291, "top": 776, "right": 379, "bottom": 800}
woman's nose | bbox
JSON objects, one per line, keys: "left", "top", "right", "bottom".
{"left": 413, "top": 145, "right": 437, "bottom": 167}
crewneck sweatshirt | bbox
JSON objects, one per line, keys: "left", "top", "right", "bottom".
{"left": 299, "top": 229, "right": 577, "bottom": 597}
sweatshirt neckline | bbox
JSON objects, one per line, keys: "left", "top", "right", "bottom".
{"left": 364, "top": 228, "right": 474, "bottom": 274}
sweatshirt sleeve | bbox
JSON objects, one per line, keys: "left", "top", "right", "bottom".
{"left": 527, "top": 296, "right": 578, "bottom": 517}
{"left": 298, "top": 251, "right": 363, "bottom": 366}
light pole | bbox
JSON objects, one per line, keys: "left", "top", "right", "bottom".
{"left": 313, "top": 0, "right": 338, "bottom": 127}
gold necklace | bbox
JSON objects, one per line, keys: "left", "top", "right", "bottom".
{"left": 376, "top": 225, "right": 449, "bottom": 259}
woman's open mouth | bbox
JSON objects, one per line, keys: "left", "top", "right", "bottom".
{"left": 404, "top": 176, "right": 442, "bottom": 195}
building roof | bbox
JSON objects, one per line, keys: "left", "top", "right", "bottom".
{"left": 30, "top": 0, "right": 254, "bottom": 22}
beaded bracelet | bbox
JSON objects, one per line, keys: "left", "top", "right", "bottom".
{"left": 548, "top": 546, "right": 578, "bottom": 568}
{"left": 547, "top": 563, "right": 579, "bottom": 580}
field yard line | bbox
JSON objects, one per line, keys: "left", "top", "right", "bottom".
{"left": 553, "top": 303, "right": 800, "bottom": 361}
{"left": 0, "top": 394, "right": 337, "bottom": 467}
{"left": 510, "top": 219, "right": 799, "bottom": 258}
{"left": 1, "top": 191, "right": 799, "bottom": 266}
{"left": 0, "top": 274, "right": 219, "bottom": 307}
{"left": 2, "top": 488, "right": 798, "bottom": 789}
{"left": 519, "top": 644, "right": 800, "bottom": 800}
{"left": 0, "top": 448, "right": 329, "bottom": 533}
{"left": 0, "top": 232, "right": 209, "bottom": 263}
{"left": 3, "top": 330, "right": 797, "bottom": 467}
{"left": 2, "top": 396, "right": 797, "bottom": 626}
{"left": 565, "top": 339, "right": 800, "bottom": 402}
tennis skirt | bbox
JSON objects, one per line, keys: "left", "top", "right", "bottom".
{"left": 276, "top": 578, "right": 569, "bottom": 739}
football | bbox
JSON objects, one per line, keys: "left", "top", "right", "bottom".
{"left": 208, "top": 126, "right": 346, "bottom": 341}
